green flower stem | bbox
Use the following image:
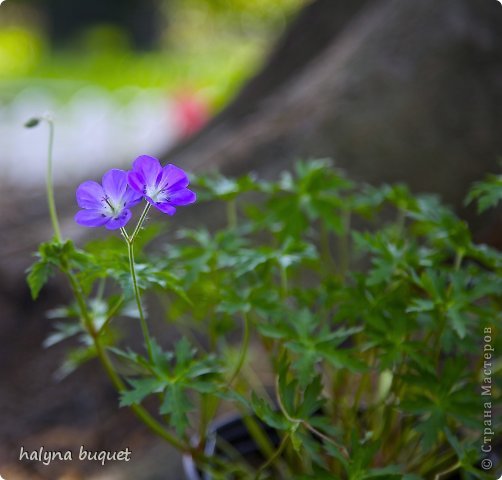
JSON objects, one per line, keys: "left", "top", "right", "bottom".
{"left": 255, "top": 432, "right": 291, "bottom": 480}
{"left": 377, "top": 369, "right": 407, "bottom": 462}
{"left": 416, "top": 448, "right": 458, "bottom": 478}
{"left": 395, "top": 208, "right": 406, "bottom": 236}
{"left": 121, "top": 226, "right": 153, "bottom": 362}
{"left": 199, "top": 313, "right": 252, "bottom": 449}
{"left": 242, "top": 413, "right": 277, "bottom": 461}
{"left": 227, "top": 312, "right": 250, "bottom": 386}
{"left": 131, "top": 203, "right": 152, "bottom": 241}
{"left": 280, "top": 266, "right": 288, "bottom": 299}
{"left": 97, "top": 296, "right": 125, "bottom": 335}
{"left": 320, "top": 222, "right": 335, "bottom": 273}
{"left": 118, "top": 203, "right": 154, "bottom": 360}
{"left": 434, "top": 462, "right": 461, "bottom": 480}
{"left": 432, "top": 250, "right": 464, "bottom": 366}
{"left": 198, "top": 393, "right": 212, "bottom": 446}
{"left": 275, "top": 376, "right": 349, "bottom": 460}
{"left": 227, "top": 199, "right": 238, "bottom": 229}
{"left": 65, "top": 269, "right": 97, "bottom": 336}
{"left": 62, "top": 267, "right": 186, "bottom": 452}
{"left": 44, "top": 117, "right": 62, "bottom": 243}
{"left": 128, "top": 238, "right": 153, "bottom": 360}
{"left": 339, "top": 210, "right": 351, "bottom": 278}
{"left": 351, "top": 370, "right": 370, "bottom": 431}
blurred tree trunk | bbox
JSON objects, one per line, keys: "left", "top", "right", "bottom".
{"left": 169, "top": 0, "right": 502, "bottom": 231}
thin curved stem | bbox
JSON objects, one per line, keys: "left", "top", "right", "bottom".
{"left": 44, "top": 117, "right": 62, "bottom": 243}
{"left": 118, "top": 203, "right": 154, "bottom": 360}
{"left": 280, "top": 266, "right": 288, "bottom": 299}
{"left": 339, "top": 210, "right": 351, "bottom": 278}
{"left": 275, "top": 376, "right": 349, "bottom": 460}
{"left": 227, "top": 312, "right": 251, "bottom": 386}
{"left": 227, "top": 199, "right": 237, "bottom": 229}
{"left": 63, "top": 267, "right": 186, "bottom": 452}
{"left": 122, "top": 227, "right": 153, "bottom": 362}
{"left": 434, "top": 462, "right": 461, "bottom": 480}
{"left": 97, "top": 295, "right": 124, "bottom": 335}
{"left": 199, "top": 313, "right": 252, "bottom": 452}
{"left": 131, "top": 203, "right": 151, "bottom": 241}
{"left": 255, "top": 433, "right": 291, "bottom": 480}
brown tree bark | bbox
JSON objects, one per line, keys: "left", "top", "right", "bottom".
{"left": 169, "top": 0, "right": 502, "bottom": 217}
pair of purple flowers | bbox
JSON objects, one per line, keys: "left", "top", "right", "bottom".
{"left": 75, "top": 155, "right": 196, "bottom": 230}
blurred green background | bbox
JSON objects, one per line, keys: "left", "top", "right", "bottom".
{"left": 0, "top": 0, "right": 306, "bottom": 109}
{"left": 0, "top": 0, "right": 307, "bottom": 188}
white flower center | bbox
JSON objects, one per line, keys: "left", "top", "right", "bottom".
{"left": 101, "top": 195, "right": 121, "bottom": 217}
{"left": 145, "top": 185, "right": 170, "bottom": 203}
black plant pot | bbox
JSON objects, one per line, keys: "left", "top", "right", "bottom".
{"left": 183, "top": 414, "right": 280, "bottom": 480}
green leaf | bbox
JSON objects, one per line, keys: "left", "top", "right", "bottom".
{"left": 55, "top": 344, "right": 97, "bottom": 380}
{"left": 174, "top": 337, "right": 195, "bottom": 371}
{"left": 160, "top": 383, "right": 193, "bottom": 436}
{"left": 278, "top": 357, "right": 297, "bottom": 415}
{"left": 150, "top": 338, "right": 173, "bottom": 375}
{"left": 27, "top": 239, "right": 96, "bottom": 299}
{"left": 251, "top": 393, "right": 290, "bottom": 431}
{"left": 43, "top": 321, "right": 84, "bottom": 348}
{"left": 364, "top": 465, "right": 403, "bottom": 478}
{"left": 120, "top": 377, "right": 165, "bottom": 406}
{"left": 257, "top": 322, "right": 290, "bottom": 339}
{"left": 290, "top": 431, "right": 302, "bottom": 452}
{"left": 406, "top": 299, "right": 435, "bottom": 313}
{"left": 289, "top": 347, "right": 318, "bottom": 387}
{"left": 27, "top": 260, "right": 53, "bottom": 299}
{"left": 194, "top": 172, "right": 260, "bottom": 201}
{"left": 297, "top": 375, "right": 324, "bottom": 419}
{"left": 415, "top": 409, "right": 446, "bottom": 451}
{"left": 318, "top": 346, "right": 367, "bottom": 373}
{"left": 465, "top": 173, "right": 502, "bottom": 213}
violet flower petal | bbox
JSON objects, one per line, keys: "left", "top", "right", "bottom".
{"left": 168, "top": 188, "right": 196, "bottom": 206}
{"left": 123, "top": 186, "right": 143, "bottom": 208}
{"left": 128, "top": 155, "right": 162, "bottom": 194}
{"left": 151, "top": 201, "right": 177, "bottom": 216}
{"left": 75, "top": 209, "right": 109, "bottom": 227}
{"left": 102, "top": 169, "right": 128, "bottom": 204}
{"left": 104, "top": 209, "right": 132, "bottom": 230}
{"left": 127, "top": 155, "right": 196, "bottom": 216}
{"left": 75, "top": 168, "right": 142, "bottom": 230}
{"left": 76, "top": 181, "right": 105, "bottom": 209}
{"left": 104, "top": 168, "right": 142, "bottom": 208}
{"left": 158, "top": 164, "right": 189, "bottom": 190}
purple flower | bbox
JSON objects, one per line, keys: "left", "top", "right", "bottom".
{"left": 127, "top": 155, "right": 196, "bottom": 215}
{"left": 75, "top": 169, "right": 142, "bottom": 230}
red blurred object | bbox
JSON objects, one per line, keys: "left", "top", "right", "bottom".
{"left": 172, "top": 92, "right": 210, "bottom": 140}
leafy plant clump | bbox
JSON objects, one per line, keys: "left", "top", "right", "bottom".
{"left": 29, "top": 156, "right": 501, "bottom": 479}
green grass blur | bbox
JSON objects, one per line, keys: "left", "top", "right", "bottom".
{"left": 0, "top": 0, "right": 306, "bottom": 109}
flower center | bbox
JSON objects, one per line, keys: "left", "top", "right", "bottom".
{"left": 144, "top": 184, "right": 170, "bottom": 204}
{"left": 101, "top": 195, "right": 121, "bottom": 217}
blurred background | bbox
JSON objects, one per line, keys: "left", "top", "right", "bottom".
{"left": 0, "top": 0, "right": 305, "bottom": 186}
{"left": 1, "top": 0, "right": 501, "bottom": 479}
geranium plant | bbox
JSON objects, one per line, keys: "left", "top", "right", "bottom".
{"left": 27, "top": 117, "right": 501, "bottom": 479}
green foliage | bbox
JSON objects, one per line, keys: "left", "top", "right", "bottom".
{"left": 31, "top": 160, "right": 502, "bottom": 479}
{"left": 27, "top": 239, "right": 91, "bottom": 299}
{"left": 118, "top": 338, "right": 223, "bottom": 436}
{"left": 465, "top": 173, "right": 502, "bottom": 213}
